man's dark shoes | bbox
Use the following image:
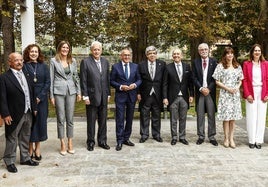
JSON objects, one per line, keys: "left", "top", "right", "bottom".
{"left": 249, "top": 143, "right": 255, "bottom": 149}
{"left": 196, "top": 138, "right": 204, "bottom": 145}
{"left": 255, "top": 143, "right": 262, "bottom": 149}
{"left": 153, "top": 137, "right": 163, "bottom": 142}
{"left": 6, "top": 164, "right": 17, "bottom": 173}
{"left": 123, "top": 140, "right": 135, "bottom": 146}
{"left": 87, "top": 142, "right": 94, "bottom": 151}
{"left": 139, "top": 137, "right": 147, "bottom": 143}
{"left": 99, "top": 143, "right": 110, "bottom": 150}
{"left": 116, "top": 144, "right": 122, "bottom": 151}
{"left": 171, "top": 139, "right": 177, "bottom": 145}
{"left": 209, "top": 140, "right": 218, "bottom": 146}
{"left": 20, "top": 159, "right": 39, "bottom": 166}
{"left": 179, "top": 139, "right": 189, "bottom": 145}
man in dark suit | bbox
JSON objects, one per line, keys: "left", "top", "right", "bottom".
{"left": 110, "top": 47, "right": 142, "bottom": 151}
{"left": 163, "top": 48, "right": 194, "bottom": 145}
{"left": 0, "top": 53, "right": 39, "bottom": 173}
{"left": 191, "top": 43, "right": 218, "bottom": 146}
{"left": 137, "top": 46, "right": 166, "bottom": 143}
{"left": 80, "top": 41, "right": 111, "bottom": 151}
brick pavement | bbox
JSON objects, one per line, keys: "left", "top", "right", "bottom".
{"left": 0, "top": 117, "right": 267, "bottom": 187}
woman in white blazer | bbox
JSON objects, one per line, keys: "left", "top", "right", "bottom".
{"left": 50, "top": 41, "right": 81, "bottom": 155}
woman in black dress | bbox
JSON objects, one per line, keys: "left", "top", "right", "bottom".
{"left": 23, "top": 44, "right": 50, "bottom": 161}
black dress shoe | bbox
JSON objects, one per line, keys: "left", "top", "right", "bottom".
{"left": 249, "top": 143, "right": 255, "bottom": 149}
{"left": 255, "top": 143, "right": 262, "bottom": 149}
{"left": 179, "top": 139, "right": 189, "bottom": 145}
{"left": 20, "top": 159, "right": 39, "bottom": 166}
{"left": 196, "top": 138, "right": 204, "bottom": 145}
{"left": 99, "top": 143, "right": 110, "bottom": 150}
{"left": 87, "top": 142, "right": 94, "bottom": 151}
{"left": 116, "top": 144, "right": 122, "bottom": 151}
{"left": 209, "top": 140, "right": 218, "bottom": 146}
{"left": 171, "top": 139, "right": 177, "bottom": 145}
{"left": 6, "top": 164, "right": 18, "bottom": 173}
{"left": 153, "top": 137, "right": 163, "bottom": 142}
{"left": 139, "top": 137, "right": 148, "bottom": 143}
{"left": 123, "top": 140, "right": 135, "bottom": 146}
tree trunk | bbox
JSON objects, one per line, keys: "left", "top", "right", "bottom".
{"left": 129, "top": 8, "right": 148, "bottom": 64}
{"left": 53, "top": 0, "right": 68, "bottom": 47}
{"left": 1, "top": 0, "right": 15, "bottom": 71}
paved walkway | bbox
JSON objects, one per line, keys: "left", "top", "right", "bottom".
{"left": 0, "top": 117, "right": 268, "bottom": 187}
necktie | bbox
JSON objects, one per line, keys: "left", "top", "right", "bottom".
{"left": 96, "top": 61, "right": 102, "bottom": 73}
{"left": 124, "top": 63, "right": 128, "bottom": 79}
{"left": 17, "top": 71, "right": 24, "bottom": 86}
{"left": 176, "top": 63, "right": 182, "bottom": 81}
{"left": 203, "top": 59, "right": 207, "bottom": 70}
{"left": 150, "top": 63, "right": 154, "bottom": 79}
{"left": 17, "top": 71, "right": 31, "bottom": 112}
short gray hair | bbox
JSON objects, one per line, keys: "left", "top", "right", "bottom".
{"left": 90, "top": 41, "right": 102, "bottom": 50}
{"left": 145, "top": 46, "right": 157, "bottom": 55}
{"left": 198, "top": 43, "right": 209, "bottom": 50}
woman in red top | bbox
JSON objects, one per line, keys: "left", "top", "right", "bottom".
{"left": 242, "top": 44, "right": 268, "bottom": 149}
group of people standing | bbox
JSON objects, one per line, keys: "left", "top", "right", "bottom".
{"left": 0, "top": 41, "right": 268, "bottom": 174}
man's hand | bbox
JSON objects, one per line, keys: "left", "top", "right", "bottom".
{"left": 201, "top": 87, "right": 210, "bottom": 96}
{"left": 4, "top": 116, "right": 12, "bottom": 125}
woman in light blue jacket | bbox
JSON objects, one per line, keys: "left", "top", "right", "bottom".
{"left": 50, "top": 41, "right": 81, "bottom": 155}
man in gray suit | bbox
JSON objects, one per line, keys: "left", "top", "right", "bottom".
{"left": 80, "top": 41, "right": 111, "bottom": 151}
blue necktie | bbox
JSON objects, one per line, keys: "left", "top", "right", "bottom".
{"left": 124, "top": 64, "right": 128, "bottom": 79}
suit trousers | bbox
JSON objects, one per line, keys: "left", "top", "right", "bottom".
{"left": 54, "top": 92, "right": 76, "bottom": 139}
{"left": 196, "top": 94, "right": 216, "bottom": 140}
{"left": 4, "top": 112, "right": 32, "bottom": 165}
{"left": 115, "top": 98, "right": 135, "bottom": 144}
{"left": 170, "top": 96, "right": 188, "bottom": 140}
{"left": 140, "top": 94, "right": 161, "bottom": 139}
{"left": 246, "top": 86, "right": 267, "bottom": 144}
{"left": 86, "top": 104, "right": 108, "bottom": 145}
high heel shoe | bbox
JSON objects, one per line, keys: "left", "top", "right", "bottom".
{"left": 223, "top": 139, "right": 229, "bottom": 148}
{"left": 229, "top": 140, "right": 236, "bottom": 149}
{"left": 67, "top": 149, "right": 75, "bottom": 154}
{"left": 60, "top": 150, "right": 67, "bottom": 156}
{"left": 35, "top": 155, "right": 42, "bottom": 161}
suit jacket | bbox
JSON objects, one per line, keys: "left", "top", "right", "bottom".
{"left": 80, "top": 55, "right": 111, "bottom": 106}
{"left": 110, "top": 61, "right": 142, "bottom": 103}
{"left": 138, "top": 59, "right": 166, "bottom": 109}
{"left": 163, "top": 62, "right": 194, "bottom": 109}
{"left": 242, "top": 60, "right": 268, "bottom": 101}
{"left": 0, "top": 69, "right": 36, "bottom": 136}
{"left": 192, "top": 57, "right": 217, "bottom": 111}
{"left": 50, "top": 57, "right": 81, "bottom": 98}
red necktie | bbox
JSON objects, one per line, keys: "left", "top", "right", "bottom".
{"left": 203, "top": 59, "right": 207, "bottom": 70}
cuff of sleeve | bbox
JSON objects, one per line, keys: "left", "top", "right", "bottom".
{"left": 82, "top": 96, "right": 89, "bottom": 100}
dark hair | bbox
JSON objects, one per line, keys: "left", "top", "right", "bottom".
{"left": 249, "top": 44, "right": 265, "bottom": 62}
{"left": 55, "top": 41, "right": 73, "bottom": 64}
{"left": 220, "top": 47, "right": 239, "bottom": 69}
{"left": 23, "top": 44, "right": 44, "bottom": 63}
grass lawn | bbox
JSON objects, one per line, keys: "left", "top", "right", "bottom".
{"left": 48, "top": 89, "right": 268, "bottom": 126}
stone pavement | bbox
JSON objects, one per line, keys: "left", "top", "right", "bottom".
{"left": 0, "top": 117, "right": 268, "bottom": 187}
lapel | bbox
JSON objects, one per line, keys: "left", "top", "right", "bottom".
{"left": 7, "top": 69, "right": 24, "bottom": 92}
{"left": 261, "top": 61, "right": 266, "bottom": 81}
{"left": 172, "top": 63, "right": 181, "bottom": 83}
{"left": 54, "top": 60, "right": 67, "bottom": 79}
{"left": 90, "top": 56, "right": 102, "bottom": 75}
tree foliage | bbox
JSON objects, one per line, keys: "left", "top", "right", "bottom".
{"left": 1, "top": 0, "right": 268, "bottom": 66}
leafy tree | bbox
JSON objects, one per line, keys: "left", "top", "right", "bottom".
{"left": 1, "top": 0, "right": 15, "bottom": 71}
